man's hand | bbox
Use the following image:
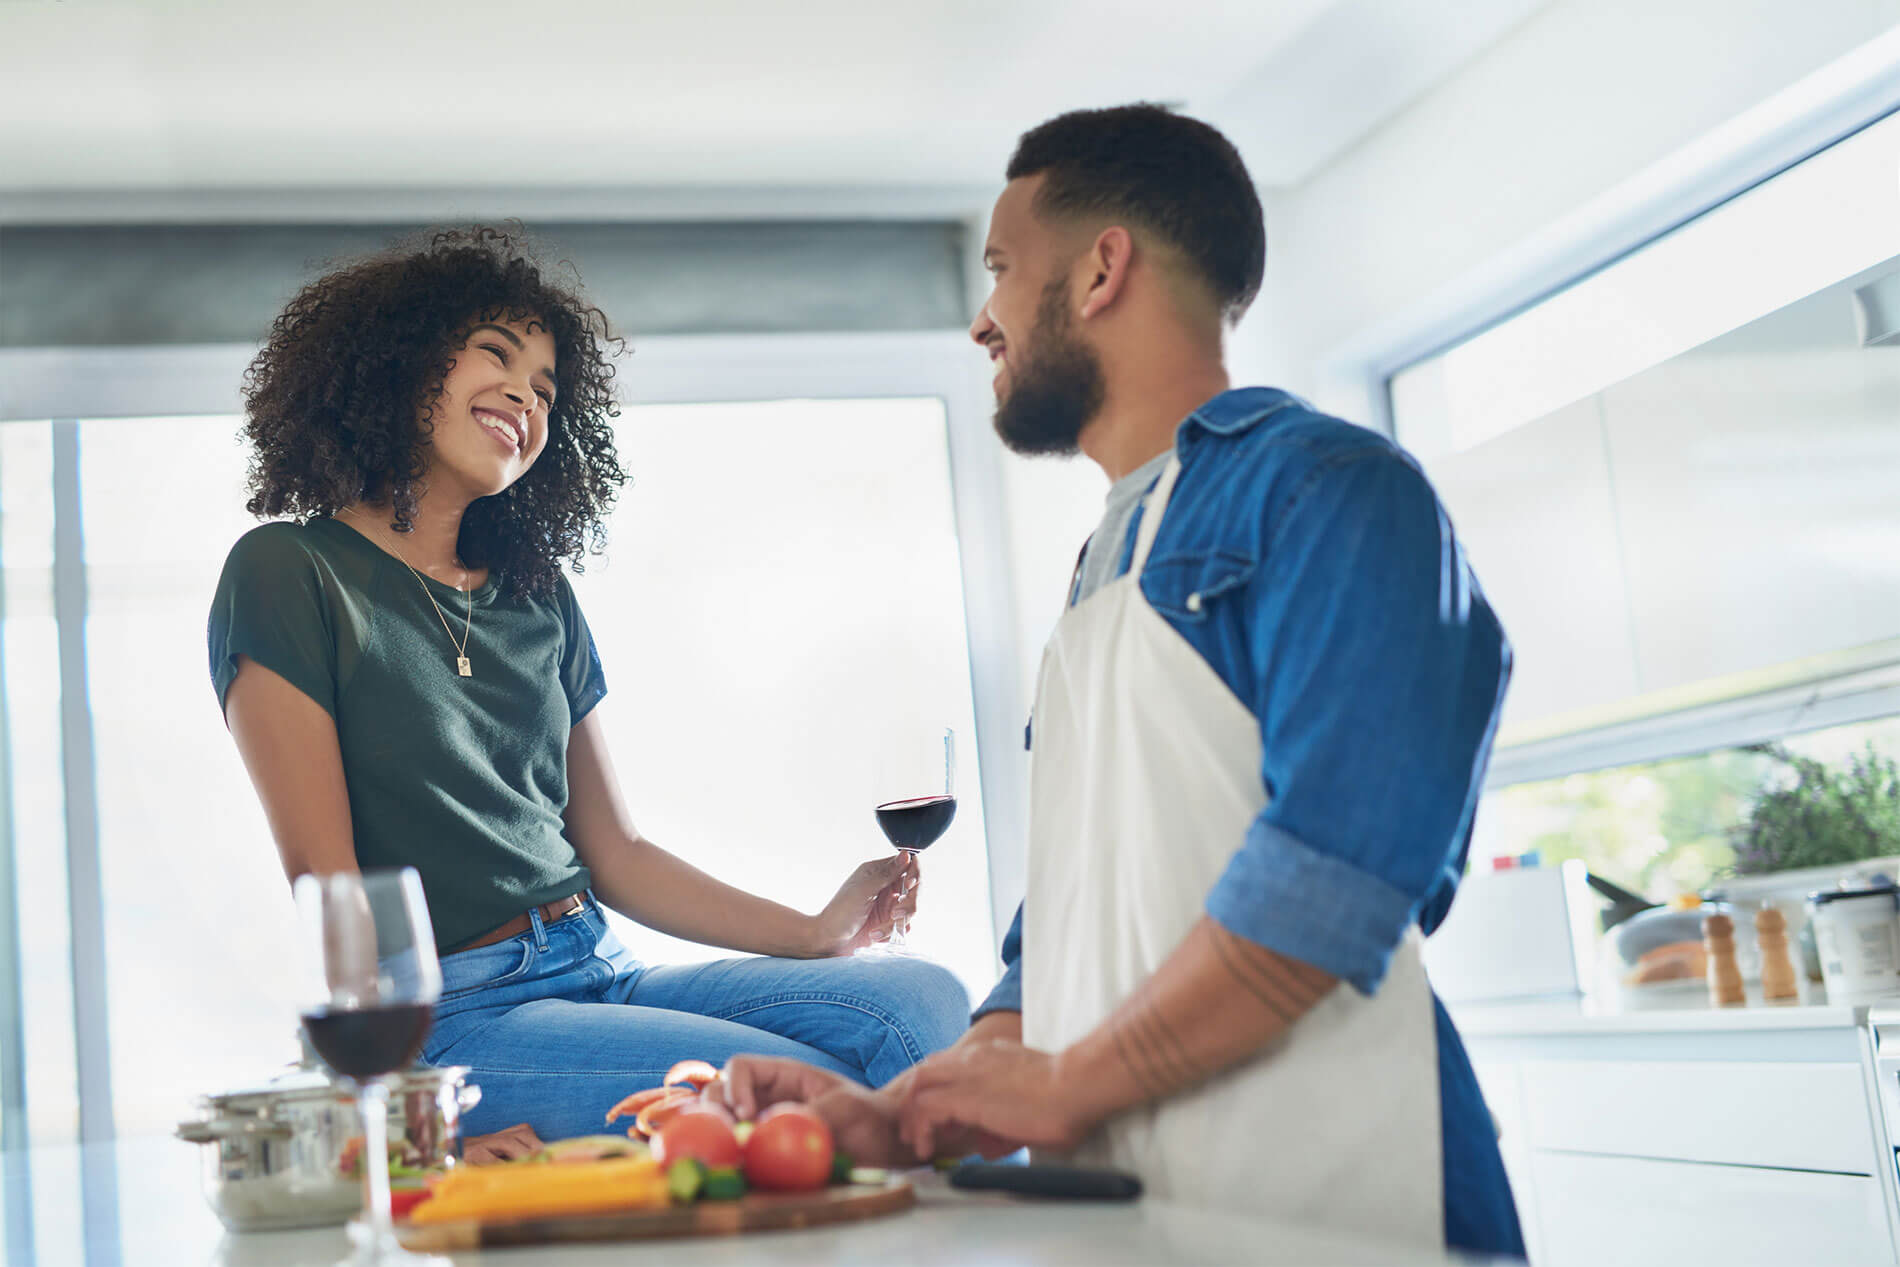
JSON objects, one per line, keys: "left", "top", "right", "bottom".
{"left": 709, "top": 1055, "right": 911, "bottom": 1167}
{"left": 809, "top": 854, "right": 919, "bottom": 955}
{"left": 461, "top": 1122, "right": 544, "bottom": 1165}
{"left": 898, "top": 1039, "right": 1096, "bottom": 1161}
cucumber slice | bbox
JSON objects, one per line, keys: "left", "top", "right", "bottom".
{"left": 667, "top": 1157, "right": 708, "bottom": 1203}
{"left": 703, "top": 1166, "right": 748, "bottom": 1201}
{"left": 848, "top": 1167, "right": 890, "bottom": 1186}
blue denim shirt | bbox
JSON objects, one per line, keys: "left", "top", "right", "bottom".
{"left": 975, "top": 387, "right": 1523, "bottom": 1257}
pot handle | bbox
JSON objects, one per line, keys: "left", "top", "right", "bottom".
{"left": 176, "top": 1119, "right": 295, "bottom": 1144}
{"left": 455, "top": 1085, "right": 483, "bottom": 1113}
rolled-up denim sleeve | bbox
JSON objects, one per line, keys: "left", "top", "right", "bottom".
{"left": 1205, "top": 449, "right": 1510, "bottom": 995}
{"left": 971, "top": 902, "right": 1023, "bottom": 1020}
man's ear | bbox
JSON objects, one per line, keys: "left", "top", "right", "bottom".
{"left": 1079, "top": 226, "right": 1133, "bottom": 320}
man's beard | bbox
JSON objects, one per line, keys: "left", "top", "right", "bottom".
{"left": 992, "top": 279, "right": 1106, "bottom": 457}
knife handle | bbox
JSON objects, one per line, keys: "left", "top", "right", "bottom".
{"left": 948, "top": 1161, "right": 1144, "bottom": 1201}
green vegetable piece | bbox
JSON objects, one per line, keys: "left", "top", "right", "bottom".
{"left": 829, "top": 1151, "right": 855, "bottom": 1184}
{"left": 667, "top": 1157, "right": 707, "bottom": 1204}
{"left": 848, "top": 1167, "right": 890, "bottom": 1186}
{"left": 703, "top": 1166, "right": 748, "bottom": 1201}
{"left": 931, "top": 1155, "right": 959, "bottom": 1173}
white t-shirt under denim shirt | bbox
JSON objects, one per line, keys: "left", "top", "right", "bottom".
{"left": 1073, "top": 450, "right": 1173, "bottom": 605}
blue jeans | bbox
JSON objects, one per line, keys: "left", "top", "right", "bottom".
{"left": 420, "top": 894, "right": 972, "bottom": 1140}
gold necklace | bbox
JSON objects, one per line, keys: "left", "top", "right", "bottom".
{"left": 338, "top": 507, "right": 475, "bottom": 678}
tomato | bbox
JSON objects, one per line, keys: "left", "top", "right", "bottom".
{"left": 663, "top": 1059, "right": 721, "bottom": 1091}
{"left": 389, "top": 1185, "right": 431, "bottom": 1220}
{"left": 654, "top": 1107, "right": 742, "bottom": 1169}
{"left": 742, "top": 1103, "right": 834, "bottom": 1192}
{"left": 687, "top": 1100, "right": 735, "bottom": 1126}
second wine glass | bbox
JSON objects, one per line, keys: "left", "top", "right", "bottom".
{"left": 295, "top": 867, "right": 445, "bottom": 1267}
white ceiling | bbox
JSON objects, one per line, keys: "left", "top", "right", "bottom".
{"left": 0, "top": 0, "right": 1544, "bottom": 207}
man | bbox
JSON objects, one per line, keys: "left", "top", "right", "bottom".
{"left": 713, "top": 103, "right": 1522, "bottom": 1258}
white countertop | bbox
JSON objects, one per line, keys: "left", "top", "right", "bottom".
{"left": 15, "top": 1134, "right": 1495, "bottom": 1267}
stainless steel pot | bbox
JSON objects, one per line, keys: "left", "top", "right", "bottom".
{"left": 175, "top": 1064, "right": 481, "bottom": 1232}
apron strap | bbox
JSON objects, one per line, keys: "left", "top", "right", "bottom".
{"left": 1127, "top": 456, "right": 1183, "bottom": 576}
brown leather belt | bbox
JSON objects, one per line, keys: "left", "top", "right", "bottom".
{"left": 461, "top": 893, "right": 587, "bottom": 951}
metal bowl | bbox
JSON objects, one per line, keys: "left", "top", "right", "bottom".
{"left": 175, "top": 1064, "right": 480, "bottom": 1232}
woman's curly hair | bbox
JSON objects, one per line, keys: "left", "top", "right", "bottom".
{"left": 241, "top": 225, "right": 628, "bottom": 598}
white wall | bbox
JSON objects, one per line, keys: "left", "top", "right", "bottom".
{"left": 1244, "top": 0, "right": 1900, "bottom": 422}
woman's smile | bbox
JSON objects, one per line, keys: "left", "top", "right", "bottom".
{"left": 474, "top": 405, "right": 526, "bottom": 454}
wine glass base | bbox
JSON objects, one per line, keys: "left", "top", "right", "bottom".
{"left": 342, "top": 1217, "right": 451, "bottom": 1267}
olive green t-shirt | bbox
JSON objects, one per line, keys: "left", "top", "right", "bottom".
{"left": 207, "top": 516, "right": 606, "bottom": 953}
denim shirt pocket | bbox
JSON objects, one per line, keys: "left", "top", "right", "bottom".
{"left": 1140, "top": 549, "right": 1256, "bottom": 622}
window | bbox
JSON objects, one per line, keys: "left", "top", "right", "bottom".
{"left": 0, "top": 423, "right": 77, "bottom": 1146}
{"left": 0, "top": 350, "right": 1007, "bottom": 1151}
{"left": 75, "top": 416, "right": 297, "bottom": 1138}
{"left": 570, "top": 398, "right": 995, "bottom": 996}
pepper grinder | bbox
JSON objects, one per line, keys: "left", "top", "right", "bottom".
{"left": 1703, "top": 910, "right": 1746, "bottom": 1006}
{"left": 1756, "top": 904, "right": 1799, "bottom": 1003}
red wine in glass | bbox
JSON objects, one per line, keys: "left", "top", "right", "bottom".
{"left": 300, "top": 1003, "right": 434, "bottom": 1083}
{"left": 875, "top": 795, "right": 956, "bottom": 851}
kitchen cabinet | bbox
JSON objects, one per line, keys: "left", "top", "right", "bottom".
{"left": 1531, "top": 1152, "right": 1889, "bottom": 1267}
{"left": 1521, "top": 1058, "right": 1876, "bottom": 1172}
{"left": 1455, "top": 1000, "right": 1900, "bottom": 1265}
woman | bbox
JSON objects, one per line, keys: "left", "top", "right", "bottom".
{"left": 208, "top": 226, "right": 970, "bottom": 1147}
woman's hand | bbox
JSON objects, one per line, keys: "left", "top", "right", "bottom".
{"left": 462, "top": 1122, "right": 545, "bottom": 1165}
{"left": 809, "top": 853, "right": 918, "bottom": 956}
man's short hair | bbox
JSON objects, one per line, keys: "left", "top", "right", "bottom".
{"left": 1006, "top": 103, "right": 1265, "bottom": 326}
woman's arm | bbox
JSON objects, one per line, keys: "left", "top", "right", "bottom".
{"left": 563, "top": 710, "right": 909, "bottom": 958}
{"left": 225, "top": 655, "right": 359, "bottom": 881}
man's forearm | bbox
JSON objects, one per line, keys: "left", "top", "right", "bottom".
{"left": 964, "top": 1009, "right": 1022, "bottom": 1046}
{"left": 1057, "top": 916, "right": 1335, "bottom": 1126}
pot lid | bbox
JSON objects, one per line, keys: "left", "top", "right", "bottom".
{"left": 190, "top": 1062, "right": 471, "bottom": 1117}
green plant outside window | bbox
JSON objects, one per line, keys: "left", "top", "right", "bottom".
{"left": 1479, "top": 716, "right": 1900, "bottom": 900}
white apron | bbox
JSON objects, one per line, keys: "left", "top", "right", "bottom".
{"left": 1021, "top": 456, "right": 1444, "bottom": 1250}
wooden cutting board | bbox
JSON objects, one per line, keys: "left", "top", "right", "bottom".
{"left": 394, "top": 1178, "right": 915, "bottom": 1251}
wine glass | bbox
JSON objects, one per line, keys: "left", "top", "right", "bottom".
{"left": 295, "top": 868, "right": 445, "bottom": 1266}
{"left": 865, "top": 727, "right": 957, "bottom": 954}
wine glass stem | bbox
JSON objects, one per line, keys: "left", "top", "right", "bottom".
{"left": 889, "top": 848, "right": 914, "bottom": 949}
{"left": 358, "top": 1078, "right": 396, "bottom": 1253}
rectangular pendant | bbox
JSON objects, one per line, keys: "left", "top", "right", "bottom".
{"left": 457, "top": 656, "right": 472, "bottom": 677}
